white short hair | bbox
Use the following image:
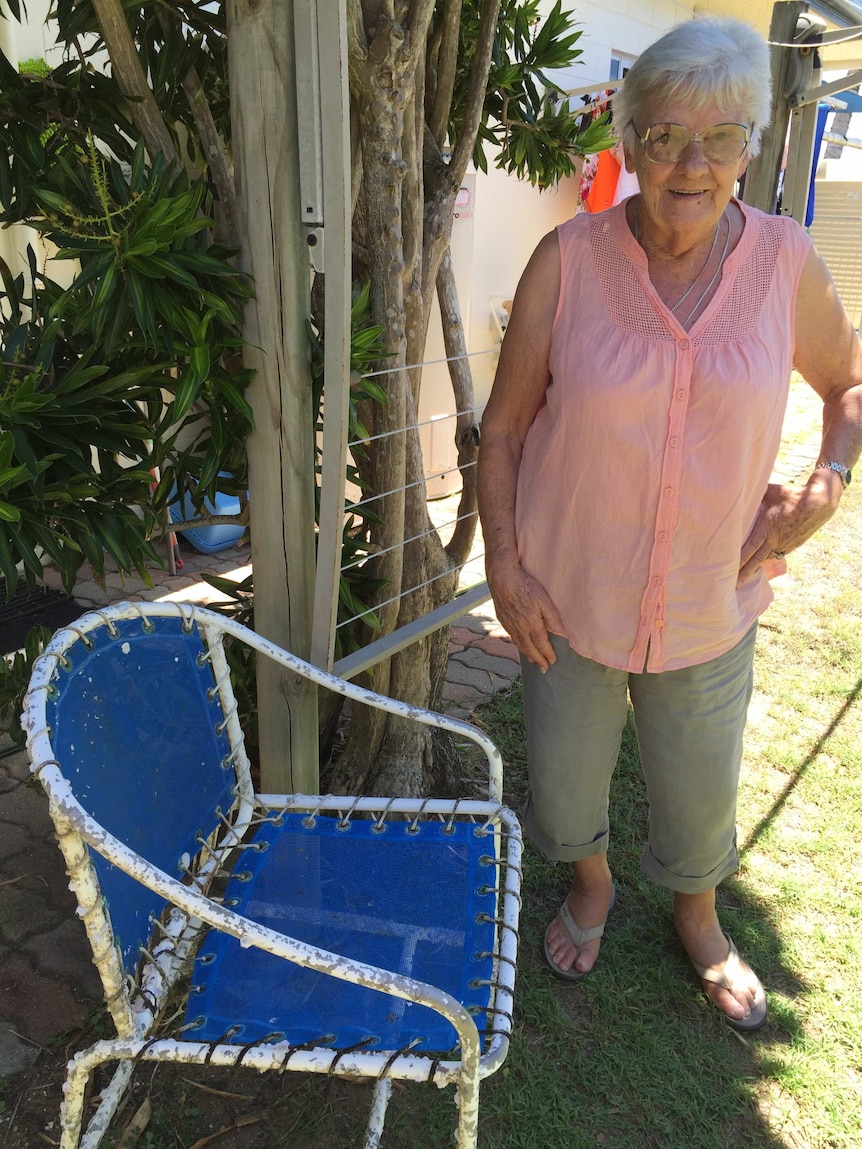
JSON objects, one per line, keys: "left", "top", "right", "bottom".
{"left": 612, "top": 18, "right": 772, "bottom": 157}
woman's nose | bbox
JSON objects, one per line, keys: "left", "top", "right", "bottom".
{"left": 676, "top": 138, "right": 709, "bottom": 170}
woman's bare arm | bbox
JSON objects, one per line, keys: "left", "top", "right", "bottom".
{"left": 739, "top": 246, "right": 862, "bottom": 581}
{"left": 478, "top": 231, "right": 567, "bottom": 669}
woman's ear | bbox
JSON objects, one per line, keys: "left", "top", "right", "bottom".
{"left": 624, "top": 147, "right": 637, "bottom": 174}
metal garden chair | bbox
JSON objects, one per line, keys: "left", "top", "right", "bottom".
{"left": 22, "top": 601, "right": 522, "bottom": 1149}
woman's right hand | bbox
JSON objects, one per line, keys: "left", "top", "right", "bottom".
{"left": 486, "top": 556, "right": 566, "bottom": 673}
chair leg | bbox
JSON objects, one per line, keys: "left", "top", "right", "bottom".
{"left": 454, "top": 1077, "right": 481, "bottom": 1149}
{"left": 363, "top": 1078, "right": 393, "bottom": 1149}
{"left": 61, "top": 1050, "right": 134, "bottom": 1149}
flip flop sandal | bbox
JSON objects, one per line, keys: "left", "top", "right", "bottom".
{"left": 543, "top": 887, "right": 616, "bottom": 981}
{"left": 692, "top": 932, "right": 768, "bottom": 1032}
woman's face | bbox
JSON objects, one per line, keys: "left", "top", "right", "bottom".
{"left": 625, "top": 98, "right": 750, "bottom": 240}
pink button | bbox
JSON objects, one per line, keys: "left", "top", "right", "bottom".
{"left": 657, "top": 530, "right": 669, "bottom": 542}
{"left": 651, "top": 576, "right": 662, "bottom": 587}
{"left": 679, "top": 340, "right": 690, "bottom": 351}
{"left": 664, "top": 487, "right": 674, "bottom": 497}
{"left": 676, "top": 389, "right": 686, "bottom": 400}
{"left": 654, "top": 619, "right": 664, "bottom": 629}
{"left": 669, "top": 436, "right": 680, "bottom": 447}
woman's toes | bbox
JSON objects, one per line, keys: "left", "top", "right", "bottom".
{"left": 704, "top": 981, "right": 750, "bottom": 1020}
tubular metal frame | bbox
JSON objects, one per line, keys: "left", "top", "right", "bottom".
{"left": 22, "top": 601, "right": 522, "bottom": 1149}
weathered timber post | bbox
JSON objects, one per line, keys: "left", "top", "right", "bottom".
{"left": 227, "top": 0, "right": 319, "bottom": 791}
{"left": 742, "top": 0, "right": 810, "bottom": 214}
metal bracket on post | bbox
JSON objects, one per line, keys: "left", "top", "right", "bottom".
{"left": 293, "top": 4, "right": 326, "bottom": 268}
{"left": 779, "top": 13, "right": 826, "bottom": 223}
{"left": 305, "top": 226, "right": 326, "bottom": 273}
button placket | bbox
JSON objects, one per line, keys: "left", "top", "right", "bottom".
{"left": 634, "top": 340, "right": 693, "bottom": 670}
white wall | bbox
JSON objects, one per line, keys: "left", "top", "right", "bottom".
{"left": 3, "top": 0, "right": 61, "bottom": 66}
{"left": 0, "top": 1, "right": 77, "bottom": 288}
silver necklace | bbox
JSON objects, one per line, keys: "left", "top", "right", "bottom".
{"left": 674, "top": 215, "right": 731, "bottom": 327}
{"left": 633, "top": 203, "right": 723, "bottom": 315}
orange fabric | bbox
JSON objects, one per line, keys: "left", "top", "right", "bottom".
{"left": 514, "top": 200, "right": 812, "bottom": 673}
{"left": 582, "top": 149, "right": 621, "bottom": 213}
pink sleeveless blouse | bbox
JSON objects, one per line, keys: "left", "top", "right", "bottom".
{"left": 514, "top": 199, "right": 812, "bottom": 673}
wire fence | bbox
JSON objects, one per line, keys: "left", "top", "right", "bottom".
{"left": 314, "top": 346, "right": 494, "bottom": 677}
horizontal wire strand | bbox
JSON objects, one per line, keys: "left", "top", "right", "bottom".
{"left": 336, "top": 558, "right": 486, "bottom": 629}
{"left": 345, "top": 460, "right": 476, "bottom": 513}
{"left": 348, "top": 405, "right": 482, "bottom": 450}
{"left": 340, "top": 510, "right": 479, "bottom": 572}
{"left": 361, "top": 347, "right": 496, "bottom": 380}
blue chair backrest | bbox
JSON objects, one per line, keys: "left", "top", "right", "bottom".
{"left": 45, "top": 614, "right": 238, "bottom": 975}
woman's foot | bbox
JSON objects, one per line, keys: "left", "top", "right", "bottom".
{"left": 674, "top": 891, "right": 767, "bottom": 1029}
{"left": 544, "top": 859, "right": 614, "bottom": 978}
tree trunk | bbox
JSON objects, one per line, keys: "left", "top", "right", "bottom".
{"left": 92, "top": 0, "right": 179, "bottom": 168}
{"left": 333, "top": 0, "right": 497, "bottom": 796}
{"left": 437, "top": 247, "right": 480, "bottom": 567}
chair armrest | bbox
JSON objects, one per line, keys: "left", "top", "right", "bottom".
{"left": 205, "top": 608, "right": 504, "bottom": 802}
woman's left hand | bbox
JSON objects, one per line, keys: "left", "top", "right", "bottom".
{"left": 738, "top": 474, "right": 843, "bottom": 584}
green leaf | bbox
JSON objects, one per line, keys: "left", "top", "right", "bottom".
{"left": 0, "top": 431, "right": 14, "bottom": 473}
{"left": 33, "top": 187, "right": 79, "bottom": 216}
{"left": 172, "top": 363, "right": 203, "bottom": 422}
{"left": 0, "top": 527, "right": 20, "bottom": 591}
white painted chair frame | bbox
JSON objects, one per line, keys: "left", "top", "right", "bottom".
{"left": 22, "top": 601, "right": 522, "bottom": 1149}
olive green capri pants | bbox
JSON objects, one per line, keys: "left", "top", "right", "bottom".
{"left": 519, "top": 625, "right": 757, "bottom": 894}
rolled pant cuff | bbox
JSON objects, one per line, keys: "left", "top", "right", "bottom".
{"left": 523, "top": 804, "right": 609, "bottom": 863}
{"left": 639, "top": 843, "right": 739, "bottom": 894}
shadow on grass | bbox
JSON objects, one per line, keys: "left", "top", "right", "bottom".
{"left": 739, "top": 673, "right": 862, "bottom": 856}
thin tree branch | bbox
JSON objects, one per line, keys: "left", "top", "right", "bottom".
{"left": 403, "top": 0, "right": 437, "bottom": 71}
{"left": 91, "top": 0, "right": 179, "bottom": 168}
{"left": 428, "top": 0, "right": 462, "bottom": 146}
{"left": 155, "top": 3, "right": 236, "bottom": 247}
{"left": 350, "top": 96, "right": 363, "bottom": 216}
{"left": 168, "top": 512, "right": 249, "bottom": 532}
{"left": 436, "top": 248, "right": 479, "bottom": 566}
{"left": 347, "top": 0, "right": 369, "bottom": 82}
{"left": 448, "top": 0, "right": 500, "bottom": 186}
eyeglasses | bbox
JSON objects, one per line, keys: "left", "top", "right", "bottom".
{"left": 635, "top": 122, "right": 751, "bottom": 164}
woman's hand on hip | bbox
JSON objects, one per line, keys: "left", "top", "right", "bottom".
{"left": 486, "top": 558, "right": 566, "bottom": 672}
{"left": 737, "top": 476, "right": 842, "bottom": 585}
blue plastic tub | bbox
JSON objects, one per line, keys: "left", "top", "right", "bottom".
{"left": 168, "top": 480, "right": 247, "bottom": 555}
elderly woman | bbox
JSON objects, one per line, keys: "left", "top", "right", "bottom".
{"left": 477, "top": 17, "right": 862, "bottom": 1031}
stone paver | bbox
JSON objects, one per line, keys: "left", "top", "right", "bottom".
{"left": 442, "top": 680, "right": 488, "bottom": 707}
{"left": 471, "top": 634, "right": 521, "bottom": 663}
{"left": 450, "top": 645, "right": 520, "bottom": 679}
{"left": 445, "top": 659, "right": 510, "bottom": 694}
{"left": 0, "top": 1021, "right": 39, "bottom": 1076}
{"left": 0, "top": 951, "right": 92, "bottom": 1045}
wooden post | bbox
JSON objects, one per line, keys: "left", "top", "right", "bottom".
{"left": 227, "top": 0, "right": 319, "bottom": 792}
{"left": 742, "top": 1, "right": 809, "bottom": 215}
